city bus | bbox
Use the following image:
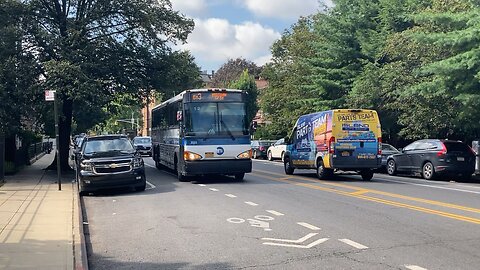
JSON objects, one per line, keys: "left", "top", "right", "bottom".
{"left": 151, "top": 89, "right": 252, "bottom": 181}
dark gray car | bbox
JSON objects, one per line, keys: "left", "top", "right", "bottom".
{"left": 379, "top": 143, "right": 400, "bottom": 171}
{"left": 386, "top": 139, "right": 475, "bottom": 180}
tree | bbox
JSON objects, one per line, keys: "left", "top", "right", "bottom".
{"left": 11, "top": 0, "right": 197, "bottom": 170}
{"left": 0, "top": 1, "right": 43, "bottom": 137}
{"left": 229, "top": 70, "right": 258, "bottom": 125}
{"left": 211, "top": 58, "right": 262, "bottom": 88}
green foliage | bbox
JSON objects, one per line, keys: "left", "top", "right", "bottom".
{"left": 229, "top": 70, "right": 258, "bottom": 124}
{"left": 212, "top": 58, "right": 262, "bottom": 88}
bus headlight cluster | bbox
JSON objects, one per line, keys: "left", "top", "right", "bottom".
{"left": 184, "top": 151, "right": 202, "bottom": 161}
{"left": 237, "top": 150, "right": 252, "bottom": 159}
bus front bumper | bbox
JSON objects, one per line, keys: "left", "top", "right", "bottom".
{"left": 184, "top": 159, "right": 252, "bottom": 175}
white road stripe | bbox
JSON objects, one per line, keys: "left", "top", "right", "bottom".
{"left": 266, "top": 210, "right": 284, "bottom": 216}
{"left": 262, "top": 233, "right": 318, "bottom": 243}
{"left": 338, "top": 239, "right": 369, "bottom": 249}
{"left": 379, "top": 178, "right": 480, "bottom": 195}
{"left": 297, "top": 222, "right": 321, "bottom": 231}
{"left": 146, "top": 181, "right": 156, "bottom": 190}
{"left": 209, "top": 188, "right": 219, "bottom": 192}
{"left": 405, "top": 265, "right": 428, "bottom": 270}
{"left": 225, "top": 194, "right": 237, "bottom": 198}
{"left": 145, "top": 164, "right": 156, "bottom": 168}
{"left": 198, "top": 184, "right": 207, "bottom": 187}
{"left": 245, "top": 201, "right": 258, "bottom": 206}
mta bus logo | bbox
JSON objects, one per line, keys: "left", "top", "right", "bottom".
{"left": 217, "top": 147, "right": 225, "bottom": 155}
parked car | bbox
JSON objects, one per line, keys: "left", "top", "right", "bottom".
{"left": 267, "top": 138, "right": 287, "bottom": 161}
{"left": 386, "top": 139, "right": 475, "bottom": 180}
{"left": 133, "top": 136, "right": 152, "bottom": 156}
{"left": 379, "top": 143, "right": 400, "bottom": 171}
{"left": 251, "top": 140, "right": 276, "bottom": 159}
{"left": 77, "top": 135, "right": 146, "bottom": 194}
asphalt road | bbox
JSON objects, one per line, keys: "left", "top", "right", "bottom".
{"left": 82, "top": 158, "right": 480, "bottom": 270}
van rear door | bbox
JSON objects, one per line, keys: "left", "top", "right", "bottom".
{"left": 331, "top": 110, "right": 381, "bottom": 169}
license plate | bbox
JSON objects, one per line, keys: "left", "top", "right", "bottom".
{"left": 457, "top": 157, "right": 465, "bottom": 161}
{"left": 341, "top": 151, "right": 350, "bottom": 157}
{"left": 205, "top": 152, "right": 214, "bottom": 158}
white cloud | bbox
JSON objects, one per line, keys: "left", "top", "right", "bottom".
{"left": 242, "top": 0, "right": 332, "bottom": 19}
{"left": 179, "top": 18, "right": 281, "bottom": 70}
{"left": 171, "top": 0, "right": 207, "bottom": 16}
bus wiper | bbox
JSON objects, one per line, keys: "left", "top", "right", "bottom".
{"left": 220, "top": 114, "right": 235, "bottom": 141}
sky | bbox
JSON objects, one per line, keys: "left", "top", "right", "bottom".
{"left": 170, "top": 0, "right": 333, "bottom": 72}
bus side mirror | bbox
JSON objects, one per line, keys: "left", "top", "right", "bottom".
{"left": 176, "top": 111, "right": 183, "bottom": 121}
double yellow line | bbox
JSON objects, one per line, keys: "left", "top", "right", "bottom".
{"left": 253, "top": 170, "right": 480, "bottom": 225}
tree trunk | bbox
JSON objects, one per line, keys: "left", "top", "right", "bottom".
{"left": 46, "top": 98, "right": 73, "bottom": 171}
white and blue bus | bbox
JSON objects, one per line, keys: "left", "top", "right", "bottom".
{"left": 151, "top": 89, "right": 252, "bottom": 181}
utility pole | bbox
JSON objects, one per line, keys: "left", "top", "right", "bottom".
{"left": 146, "top": 93, "right": 150, "bottom": 136}
{"left": 54, "top": 92, "right": 61, "bottom": 190}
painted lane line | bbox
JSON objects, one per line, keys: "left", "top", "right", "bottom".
{"left": 245, "top": 201, "right": 258, "bottom": 206}
{"left": 198, "top": 184, "right": 207, "bottom": 187}
{"left": 405, "top": 265, "right": 428, "bottom": 270}
{"left": 263, "top": 238, "right": 329, "bottom": 249}
{"left": 146, "top": 181, "right": 156, "bottom": 190}
{"left": 262, "top": 233, "right": 318, "bottom": 243}
{"left": 225, "top": 194, "right": 237, "bottom": 198}
{"left": 379, "top": 178, "right": 480, "bottom": 195}
{"left": 297, "top": 222, "right": 321, "bottom": 231}
{"left": 266, "top": 210, "right": 284, "bottom": 216}
{"left": 145, "top": 164, "right": 156, "bottom": 168}
{"left": 339, "top": 239, "right": 369, "bottom": 250}
{"left": 209, "top": 188, "right": 219, "bottom": 192}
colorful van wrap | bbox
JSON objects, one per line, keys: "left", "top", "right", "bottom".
{"left": 285, "top": 109, "right": 381, "bottom": 179}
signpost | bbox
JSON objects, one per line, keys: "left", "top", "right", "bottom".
{"left": 45, "top": 90, "right": 61, "bottom": 190}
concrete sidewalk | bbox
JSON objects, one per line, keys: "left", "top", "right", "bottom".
{"left": 0, "top": 152, "right": 87, "bottom": 269}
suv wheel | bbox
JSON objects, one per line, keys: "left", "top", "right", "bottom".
{"left": 387, "top": 159, "right": 397, "bottom": 176}
{"left": 234, "top": 173, "right": 245, "bottom": 181}
{"left": 253, "top": 151, "right": 257, "bottom": 159}
{"left": 422, "top": 162, "right": 435, "bottom": 180}
{"left": 267, "top": 151, "right": 273, "bottom": 161}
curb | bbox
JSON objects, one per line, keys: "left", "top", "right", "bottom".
{"left": 73, "top": 181, "right": 89, "bottom": 270}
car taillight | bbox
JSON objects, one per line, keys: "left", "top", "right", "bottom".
{"left": 437, "top": 143, "right": 447, "bottom": 157}
{"left": 328, "top": 136, "right": 335, "bottom": 154}
{"left": 378, "top": 137, "right": 382, "bottom": 155}
{"left": 259, "top": 146, "right": 265, "bottom": 151}
{"left": 468, "top": 146, "right": 476, "bottom": 156}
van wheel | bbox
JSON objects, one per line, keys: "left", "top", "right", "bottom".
{"left": 253, "top": 151, "right": 257, "bottom": 159}
{"left": 267, "top": 151, "right": 273, "bottom": 161}
{"left": 422, "top": 162, "right": 435, "bottom": 180}
{"left": 316, "top": 160, "right": 332, "bottom": 180}
{"left": 387, "top": 159, "right": 397, "bottom": 176}
{"left": 284, "top": 158, "right": 294, "bottom": 175}
{"left": 360, "top": 170, "right": 374, "bottom": 181}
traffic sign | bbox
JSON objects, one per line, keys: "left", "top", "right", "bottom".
{"left": 45, "top": 90, "right": 56, "bottom": 101}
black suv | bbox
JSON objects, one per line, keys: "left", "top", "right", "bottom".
{"left": 76, "top": 135, "right": 146, "bottom": 194}
{"left": 387, "top": 139, "right": 475, "bottom": 180}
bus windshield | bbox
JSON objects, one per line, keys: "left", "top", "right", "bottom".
{"left": 184, "top": 102, "right": 248, "bottom": 136}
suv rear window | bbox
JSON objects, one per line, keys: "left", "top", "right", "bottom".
{"left": 443, "top": 142, "right": 471, "bottom": 152}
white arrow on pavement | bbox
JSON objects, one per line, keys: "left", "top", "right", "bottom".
{"left": 261, "top": 233, "right": 329, "bottom": 249}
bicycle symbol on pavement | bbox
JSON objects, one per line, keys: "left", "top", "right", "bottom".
{"left": 227, "top": 215, "right": 275, "bottom": 231}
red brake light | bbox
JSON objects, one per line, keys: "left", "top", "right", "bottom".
{"left": 378, "top": 137, "right": 382, "bottom": 155}
{"left": 328, "top": 136, "right": 335, "bottom": 154}
{"left": 437, "top": 143, "right": 447, "bottom": 157}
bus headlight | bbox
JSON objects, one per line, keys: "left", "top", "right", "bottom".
{"left": 184, "top": 151, "right": 202, "bottom": 161}
{"left": 237, "top": 150, "right": 252, "bottom": 159}
{"left": 80, "top": 161, "right": 93, "bottom": 172}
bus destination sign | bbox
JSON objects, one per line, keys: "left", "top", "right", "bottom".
{"left": 189, "top": 91, "right": 242, "bottom": 102}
